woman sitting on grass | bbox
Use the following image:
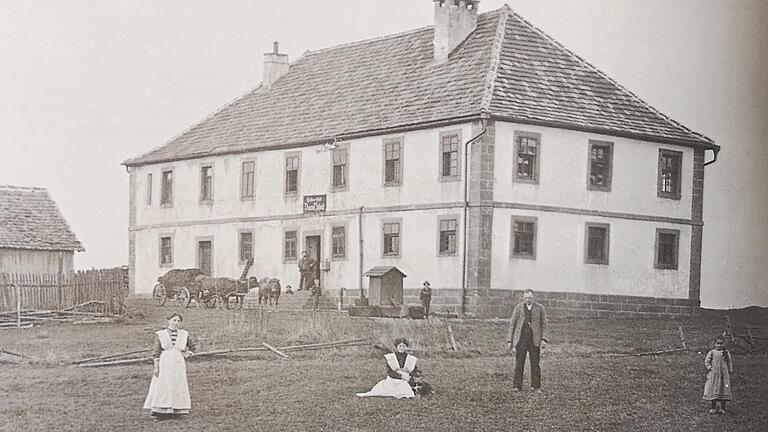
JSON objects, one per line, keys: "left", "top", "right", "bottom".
{"left": 356, "top": 338, "right": 433, "bottom": 399}
{"left": 703, "top": 335, "right": 734, "bottom": 415}
{"left": 143, "top": 312, "right": 196, "bottom": 421}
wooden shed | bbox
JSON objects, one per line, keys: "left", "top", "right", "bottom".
{"left": 364, "top": 266, "right": 407, "bottom": 306}
{"left": 0, "top": 185, "right": 84, "bottom": 275}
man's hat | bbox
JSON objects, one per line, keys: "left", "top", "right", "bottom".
{"left": 423, "top": 280, "right": 430, "bottom": 286}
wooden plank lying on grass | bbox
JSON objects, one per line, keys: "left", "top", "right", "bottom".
{"left": 59, "top": 300, "right": 105, "bottom": 312}
{"left": 447, "top": 325, "right": 458, "bottom": 351}
{"left": 73, "top": 349, "right": 150, "bottom": 365}
{"left": 78, "top": 338, "right": 368, "bottom": 367}
{"left": 0, "top": 324, "right": 34, "bottom": 330}
{"left": 262, "top": 342, "right": 292, "bottom": 359}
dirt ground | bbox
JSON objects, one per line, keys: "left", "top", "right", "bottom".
{"left": 1, "top": 299, "right": 766, "bottom": 432}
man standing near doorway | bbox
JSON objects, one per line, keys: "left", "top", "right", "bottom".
{"left": 297, "top": 251, "right": 316, "bottom": 291}
{"left": 507, "top": 289, "right": 548, "bottom": 393}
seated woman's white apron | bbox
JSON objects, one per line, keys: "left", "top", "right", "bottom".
{"left": 143, "top": 329, "right": 191, "bottom": 414}
{"left": 356, "top": 352, "right": 417, "bottom": 399}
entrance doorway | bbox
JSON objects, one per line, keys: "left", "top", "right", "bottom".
{"left": 305, "top": 235, "right": 321, "bottom": 285}
{"left": 198, "top": 240, "right": 213, "bottom": 276}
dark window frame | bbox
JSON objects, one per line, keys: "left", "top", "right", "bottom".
{"left": 513, "top": 131, "right": 541, "bottom": 184}
{"left": 584, "top": 222, "right": 610, "bottom": 265}
{"left": 284, "top": 152, "right": 301, "bottom": 196}
{"left": 438, "top": 130, "right": 462, "bottom": 182}
{"left": 437, "top": 216, "right": 459, "bottom": 256}
{"left": 283, "top": 229, "right": 298, "bottom": 262}
{"left": 238, "top": 230, "right": 254, "bottom": 264}
{"left": 200, "top": 164, "right": 214, "bottom": 203}
{"left": 587, "top": 140, "right": 614, "bottom": 192}
{"left": 331, "top": 225, "right": 347, "bottom": 260}
{"left": 657, "top": 149, "right": 683, "bottom": 200}
{"left": 159, "top": 235, "right": 174, "bottom": 267}
{"left": 383, "top": 137, "right": 403, "bottom": 187}
{"left": 160, "top": 168, "right": 174, "bottom": 207}
{"left": 330, "top": 144, "right": 349, "bottom": 191}
{"left": 382, "top": 219, "right": 402, "bottom": 258}
{"left": 654, "top": 228, "right": 680, "bottom": 270}
{"left": 241, "top": 160, "right": 256, "bottom": 200}
{"left": 146, "top": 173, "right": 153, "bottom": 205}
{"left": 511, "top": 216, "right": 537, "bottom": 260}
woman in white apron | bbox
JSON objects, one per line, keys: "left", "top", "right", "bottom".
{"left": 143, "top": 313, "right": 196, "bottom": 420}
{"left": 356, "top": 338, "right": 432, "bottom": 398}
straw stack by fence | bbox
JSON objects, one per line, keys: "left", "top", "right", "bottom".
{"left": 0, "top": 269, "right": 125, "bottom": 314}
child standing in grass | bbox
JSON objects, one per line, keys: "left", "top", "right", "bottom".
{"left": 703, "top": 336, "right": 733, "bottom": 415}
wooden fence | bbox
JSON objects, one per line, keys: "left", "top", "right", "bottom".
{"left": 0, "top": 269, "right": 126, "bottom": 315}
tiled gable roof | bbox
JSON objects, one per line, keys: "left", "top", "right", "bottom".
{"left": 0, "top": 185, "right": 84, "bottom": 252}
{"left": 125, "top": 6, "right": 713, "bottom": 167}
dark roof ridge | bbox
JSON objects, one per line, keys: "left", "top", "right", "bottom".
{"left": 481, "top": 5, "right": 511, "bottom": 111}
{"left": 304, "top": 8, "right": 503, "bottom": 58}
{"left": 510, "top": 11, "right": 714, "bottom": 145}
{"left": 122, "top": 84, "right": 267, "bottom": 166}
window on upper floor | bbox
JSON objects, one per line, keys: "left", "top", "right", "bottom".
{"left": 382, "top": 221, "right": 401, "bottom": 257}
{"left": 160, "top": 169, "right": 173, "bottom": 206}
{"left": 658, "top": 149, "right": 682, "bottom": 200}
{"left": 588, "top": 140, "right": 613, "bottom": 191}
{"left": 655, "top": 228, "right": 680, "bottom": 270}
{"left": 200, "top": 165, "right": 213, "bottom": 202}
{"left": 511, "top": 217, "right": 537, "bottom": 259}
{"left": 331, "top": 146, "right": 348, "bottom": 190}
{"left": 239, "top": 231, "right": 253, "bottom": 263}
{"left": 438, "top": 217, "right": 458, "bottom": 256}
{"left": 513, "top": 131, "right": 541, "bottom": 183}
{"left": 284, "top": 230, "right": 297, "bottom": 261}
{"left": 241, "top": 161, "right": 255, "bottom": 200}
{"left": 383, "top": 138, "right": 402, "bottom": 186}
{"left": 159, "top": 236, "right": 173, "bottom": 266}
{"left": 584, "top": 223, "right": 610, "bottom": 265}
{"left": 439, "top": 131, "right": 461, "bottom": 180}
{"left": 285, "top": 154, "right": 300, "bottom": 194}
{"left": 146, "top": 173, "right": 153, "bottom": 205}
{"left": 332, "top": 226, "right": 346, "bottom": 259}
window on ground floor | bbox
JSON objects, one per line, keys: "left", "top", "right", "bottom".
{"left": 284, "top": 230, "right": 298, "bottom": 261}
{"left": 584, "top": 223, "right": 610, "bottom": 265}
{"left": 511, "top": 216, "right": 537, "bottom": 259}
{"left": 239, "top": 231, "right": 253, "bottom": 263}
{"left": 655, "top": 228, "right": 680, "bottom": 270}
{"left": 438, "top": 217, "right": 458, "bottom": 256}
{"left": 159, "top": 236, "right": 173, "bottom": 266}
{"left": 382, "top": 221, "right": 401, "bottom": 257}
{"left": 331, "top": 226, "right": 346, "bottom": 259}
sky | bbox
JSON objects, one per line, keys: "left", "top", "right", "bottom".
{"left": 0, "top": 0, "right": 766, "bottom": 309}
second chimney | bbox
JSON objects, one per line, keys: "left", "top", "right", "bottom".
{"left": 433, "top": 0, "right": 479, "bottom": 63}
{"left": 263, "top": 41, "right": 289, "bottom": 90}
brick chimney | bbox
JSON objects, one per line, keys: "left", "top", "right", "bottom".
{"left": 433, "top": 0, "right": 479, "bottom": 63}
{"left": 263, "top": 41, "right": 289, "bottom": 90}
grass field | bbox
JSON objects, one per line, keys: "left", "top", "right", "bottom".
{"left": 1, "top": 299, "right": 766, "bottom": 432}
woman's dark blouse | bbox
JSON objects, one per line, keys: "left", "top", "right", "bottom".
{"left": 152, "top": 329, "right": 196, "bottom": 359}
{"left": 386, "top": 351, "right": 418, "bottom": 379}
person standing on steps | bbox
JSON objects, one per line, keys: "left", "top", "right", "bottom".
{"left": 420, "top": 281, "right": 433, "bottom": 319}
{"left": 297, "top": 250, "right": 316, "bottom": 291}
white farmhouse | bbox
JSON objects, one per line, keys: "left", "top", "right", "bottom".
{"left": 124, "top": 1, "right": 719, "bottom": 317}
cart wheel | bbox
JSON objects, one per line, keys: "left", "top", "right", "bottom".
{"left": 204, "top": 295, "right": 220, "bottom": 309}
{"left": 176, "top": 287, "right": 191, "bottom": 308}
{"left": 225, "top": 294, "right": 240, "bottom": 310}
{"left": 153, "top": 284, "right": 167, "bottom": 307}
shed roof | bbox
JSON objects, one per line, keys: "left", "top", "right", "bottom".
{"left": 0, "top": 185, "right": 84, "bottom": 252}
{"left": 364, "top": 266, "right": 408, "bottom": 278}
{"left": 125, "top": 5, "right": 714, "bottom": 167}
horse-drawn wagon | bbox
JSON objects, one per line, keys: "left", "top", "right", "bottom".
{"left": 152, "top": 259, "right": 256, "bottom": 309}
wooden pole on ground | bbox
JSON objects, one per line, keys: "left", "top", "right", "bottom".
{"left": 262, "top": 341, "right": 292, "bottom": 359}
{"left": 746, "top": 326, "right": 755, "bottom": 345}
{"left": 678, "top": 326, "right": 686, "bottom": 349}
{"left": 724, "top": 316, "right": 736, "bottom": 343}
{"left": 447, "top": 324, "right": 458, "bottom": 351}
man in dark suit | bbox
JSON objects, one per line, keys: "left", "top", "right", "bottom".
{"left": 507, "top": 289, "right": 548, "bottom": 392}
{"left": 297, "top": 251, "right": 316, "bottom": 291}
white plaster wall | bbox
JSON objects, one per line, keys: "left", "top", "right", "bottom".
{"left": 131, "top": 124, "right": 473, "bottom": 228}
{"left": 493, "top": 123, "right": 694, "bottom": 220}
{"left": 490, "top": 208, "right": 692, "bottom": 299}
{"left": 132, "top": 209, "right": 464, "bottom": 295}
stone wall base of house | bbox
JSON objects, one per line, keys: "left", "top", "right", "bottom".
{"left": 339, "top": 288, "right": 700, "bottom": 319}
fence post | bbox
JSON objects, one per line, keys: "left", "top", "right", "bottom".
{"left": 57, "top": 253, "right": 63, "bottom": 310}
{"left": 15, "top": 283, "right": 21, "bottom": 328}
